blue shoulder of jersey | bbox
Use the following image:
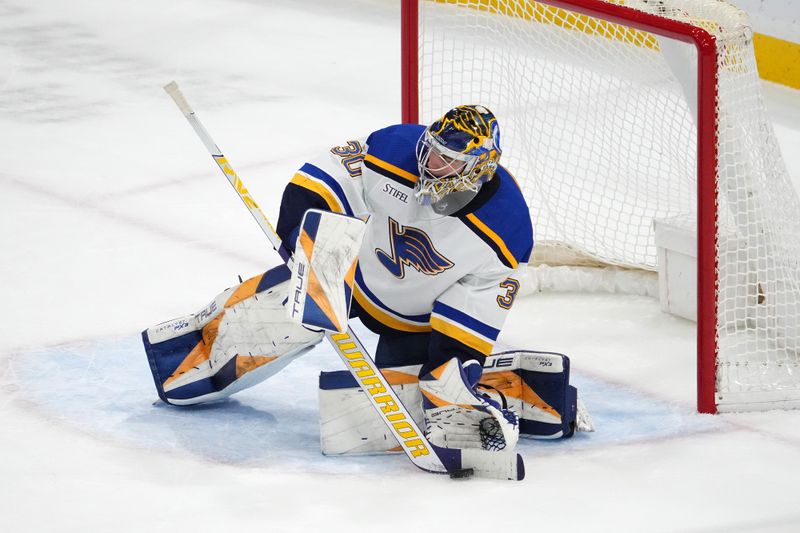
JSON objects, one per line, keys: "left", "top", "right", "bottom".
{"left": 459, "top": 167, "right": 534, "bottom": 269}
{"left": 365, "top": 124, "right": 533, "bottom": 269}
{"left": 363, "top": 124, "right": 425, "bottom": 189}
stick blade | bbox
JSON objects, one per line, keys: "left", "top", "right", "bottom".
{"left": 457, "top": 449, "right": 525, "bottom": 481}
{"left": 432, "top": 444, "right": 524, "bottom": 481}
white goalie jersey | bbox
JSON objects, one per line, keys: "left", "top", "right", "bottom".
{"left": 276, "top": 123, "right": 533, "bottom": 362}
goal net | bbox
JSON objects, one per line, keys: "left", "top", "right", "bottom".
{"left": 402, "top": 0, "right": 800, "bottom": 413}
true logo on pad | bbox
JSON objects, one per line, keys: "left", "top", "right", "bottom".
{"left": 287, "top": 210, "right": 366, "bottom": 333}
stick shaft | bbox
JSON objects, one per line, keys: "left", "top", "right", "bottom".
{"left": 164, "top": 81, "right": 291, "bottom": 263}
{"left": 163, "top": 81, "right": 449, "bottom": 474}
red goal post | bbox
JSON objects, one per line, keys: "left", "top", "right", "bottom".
{"left": 401, "top": 0, "right": 800, "bottom": 414}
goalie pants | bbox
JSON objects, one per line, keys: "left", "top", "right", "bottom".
{"left": 350, "top": 299, "right": 482, "bottom": 376}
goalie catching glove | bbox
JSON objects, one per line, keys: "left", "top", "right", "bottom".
{"left": 419, "top": 357, "right": 519, "bottom": 452}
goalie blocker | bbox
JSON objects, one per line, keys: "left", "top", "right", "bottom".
{"left": 287, "top": 209, "right": 365, "bottom": 333}
{"left": 319, "top": 350, "right": 593, "bottom": 455}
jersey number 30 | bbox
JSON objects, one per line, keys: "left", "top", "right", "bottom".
{"left": 330, "top": 141, "right": 365, "bottom": 178}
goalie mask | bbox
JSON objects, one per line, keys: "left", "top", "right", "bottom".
{"left": 415, "top": 105, "right": 502, "bottom": 215}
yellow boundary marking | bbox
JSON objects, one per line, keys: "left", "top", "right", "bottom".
{"left": 753, "top": 33, "right": 800, "bottom": 90}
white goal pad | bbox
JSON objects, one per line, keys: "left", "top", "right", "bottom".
{"left": 143, "top": 266, "right": 323, "bottom": 405}
{"left": 319, "top": 351, "right": 586, "bottom": 455}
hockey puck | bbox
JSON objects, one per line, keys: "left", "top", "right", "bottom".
{"left": 448, "top": 468, "right": 474, "bottom": 480}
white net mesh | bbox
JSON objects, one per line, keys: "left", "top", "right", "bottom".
{"left": 415, "top": 0, "right": 800, "bottom": 411}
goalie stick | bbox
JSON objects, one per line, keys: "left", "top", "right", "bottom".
{"left": 163, "top": 81, "right": 524, "bottom": 481}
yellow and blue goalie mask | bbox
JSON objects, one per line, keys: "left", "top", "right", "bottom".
{"left": 415, "top": 105, "right": 501, "bottom": 215}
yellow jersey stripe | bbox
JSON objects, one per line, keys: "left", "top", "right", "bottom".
{"left": 430, "top": 316, "right": 493, "bottom": 355}
{"left": 365, "top": 154, "right": 419, "bottom": 184}
{"left": 353, "top": 285, "right": 432, "bottom": 333}
{"left": 465, "top": 213, "right": 518, "bottom": 269}
{"left": 290, "top": 172, "right": 344, "bottom": 213}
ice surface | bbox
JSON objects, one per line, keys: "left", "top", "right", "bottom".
{"left": 2, "top": 0, "right": 800, "bottom": 532}
{"left": 8, "top": 321, "right": 721, "bottom": 470}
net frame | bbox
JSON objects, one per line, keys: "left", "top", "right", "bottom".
{"left": 400, "top": 0, "right": 776, "bottom": 414}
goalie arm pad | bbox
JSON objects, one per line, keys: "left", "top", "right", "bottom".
{"left": 276, "top": 181, "right": 333, "bottom": 254}
{"left": 276, "top": 144, "right": 369, "bottom": 255}
{"left": 142, "top": 264, "right": 323, "bottom": 406}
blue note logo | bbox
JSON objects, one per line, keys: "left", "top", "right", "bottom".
{"left": 375, "top": 218, "right": 454, "bottom": 278}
